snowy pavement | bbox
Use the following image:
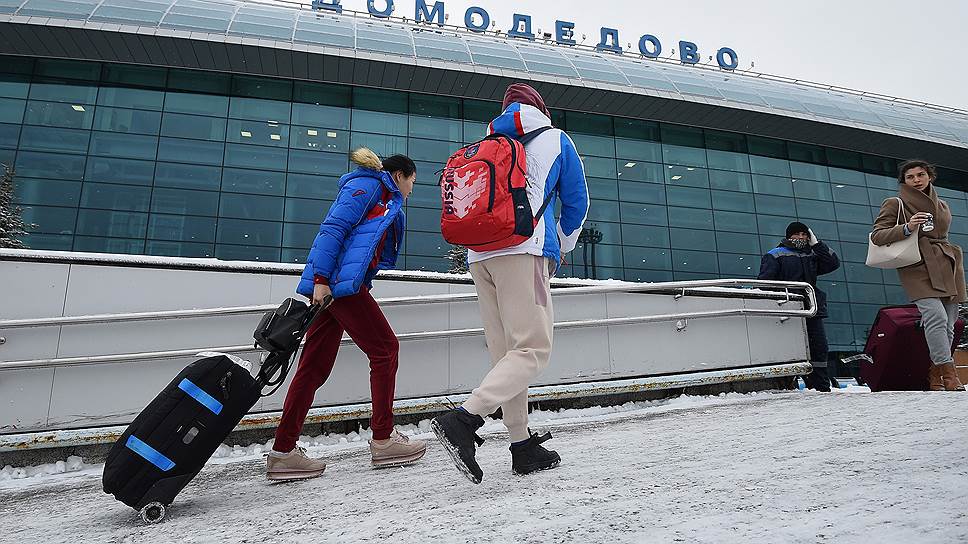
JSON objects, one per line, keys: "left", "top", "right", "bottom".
{"left": 1, "top": 389, "right": 967, "bottom": 543}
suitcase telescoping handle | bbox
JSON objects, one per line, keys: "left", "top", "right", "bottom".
{"left": 256, "top": 296, "right": 331, "bottom": 396}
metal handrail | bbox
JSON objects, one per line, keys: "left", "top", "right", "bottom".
{"left": 0, "top": 279, "right": 815, "bottom": 371}
{"left": 0, "top": 279, "right": 810, "bottom": 329}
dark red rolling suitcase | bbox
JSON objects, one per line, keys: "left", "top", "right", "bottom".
{"left": 857, "top": 304, "right": 963, "bottom": 392}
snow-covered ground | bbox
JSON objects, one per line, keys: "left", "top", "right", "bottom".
{"left": 1, "top": 387, "right": 966, "bottom": 543}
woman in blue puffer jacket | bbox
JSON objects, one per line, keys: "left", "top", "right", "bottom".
{"left": 266, "top": 148, "right": 427, "bottom": 481}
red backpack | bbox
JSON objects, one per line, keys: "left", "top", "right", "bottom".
{"left": 439, "top": 127, "right": 553, "bottom": 252}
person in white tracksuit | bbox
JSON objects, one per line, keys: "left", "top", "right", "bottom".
{"left": 432, "top": 83, "right": 590, "bottom": 484}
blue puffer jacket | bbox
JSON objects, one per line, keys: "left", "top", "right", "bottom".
{"left": 296, "top": 167, "right": 405, "bottom": 299}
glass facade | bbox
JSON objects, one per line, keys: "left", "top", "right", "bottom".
{"left": 3, "top": 56, "right": 968, "bottom": 352}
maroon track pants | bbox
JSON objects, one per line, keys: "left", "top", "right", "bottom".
{"left": 273, "top": 287, "right": 399, "bottom": 451}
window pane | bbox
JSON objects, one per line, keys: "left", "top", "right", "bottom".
{"left": 0, "top": 74, "right": 30, "bottom": 99}
{"left": 80, "top": 183, "right": 150, "bottom": 212}
{"left": 224, "top": 143, "right": 287, "bottom": 170}
{"left": 216, "top": 218, "right": 282, "bottom": 246}
{"left": 665, "top": 166, "right": 709, "bottom": 188}
{"left": 621, "top": 223, "right": 670, "bottom": 247}
{"left": 350, "top": 132, "right": 407, "bottom": 158}
{"left": 21, "top": 205, "right": 77, "bottom": 234}
{"left": 97, "top": 86, "right": 164, "bottom": 110}
{"left": 168, "top": 70, "right": 231, "bottom": 95}
{"left": 290, "top": 126, "right": 349, "bottom": 153}
{"left": 20, "top": 125, "right": 90, "bottom": 153}
{"left": 706, "top": 150, "right": 750, "bottom": 172}
{"left": 233, "top": 76, "right": 292, "bottom": 101}
{"left": 618, "top": 161, "right": 662, "bottom": 183}
{"left": 670, "top": 228, "right": 714, "bottom": 250}
{"left": 219, "top": 193, "right": 284, "bottom": 221}
{"left": 662, "top": 144, "right": 706, "bottom": 168}
{"left": 622, "top": 246, "right": 672, "bottom": 270}
{"left": 0, "top": 122, "right": 19, "bottom": 147}
{"left": 13, "top": 178, "right": 81, "bottom": 207}
{"left": 757, "top": 214, "right": 791, "bottom": 237}
{"left": 828, "top": 167, "right": 866, "bottom": 186}
{"left": 293, "top": 81, "right": 351, "bottom": 108}
{"left": 835, "top": 202, "right": 874, "bottom": 224}
{"left": 752, "top": 174, "right": 794, "bottom": 197}
{"left": 101, "top": 64, "right": 166, "bottom": 88}
{"left": 620, "top": 202, "right": 668, "bottom": 226}
{"left": 285, "top": 198, "right": 330, "bottom": 223}
{"left": 17, "top": 151, "right": 86, "bottom": 180}
{"left": 76, "top": 209, "right": 148, "bottom": 238}
{"left": 796, "top": 199, "right": 836, "bottom": 221}
{"left": 569, "top": 133, "right": 614, "bottom": 158}
{"left": 21, "top": 233, "right": 74, "bottom": 251}
{"left": 288, "top": 150, "right": 348, "bottom": 176}
{"left": 161, "top": 113, "right": 227, "bottom": 141}
{"left": 672, "top": 249, "right": 718, "bottom": 273}
{"left": 283, "top": 222, "right": 318, "bottom": 249}
{"left": 89, "top": 131, "right": 158, "bottom": 159}
{"left": 790, "top": 161, "right": 829, "bottom": 181}
{"left": 583, "top": 156, "right": 616, "bottom": 178}
{"left": 151, "top": 187, "right": 219, "bottom": 216}
{"left": 755, "top": 194, "right": 796, "bottom": 216}
{"left": 157, "top": 137, "right": 224, "bottom": 166}
{"left": 214, "top": 244, "right": 281, "bottom": 262}
{"left": 587, "top": 177, "right": 618, "bottom": 200}
{"left": 714, "top": 210, "right": 751, "bottom": 231}
{"left": 29, "top": 79, "right": 98, "bottom": 104}
{"left": 286, "top": 173, "right": 341, "bottom": 200}
{"left": 352, "top": 110, "right": 407, "bottom": 136}
{"left": 614, "top": 118, "right": 660, "bottom": 141}
{"left": 154, "top": 162, "right": 222, "bottom": 191}
{"left": 668, "top": 207, "right": 714, "bottom": 229}
{"left": 291, "top": 103, "right": 350, "bottom": 130}
{"left": 711, "top": 189, "right": 754, "bottom": 212}
{"left": 229, "top": 97, "right": 291, "bottom": 123}
{"left": 749, "top": 155, "right": 791, "bottom": 177}
{"left": 82, "top": 156, "right": 151, "bottom": 186}
{"left": 23, "top": 100, "right": 92, "bottom": 128}
{"left": 708, "top": 170, "right": 752, "bottom": 192}
{"left": 615, "top": 138, "right": 662, "bottom": 163}
{"left": 73, "top": 236, "right": 145, "bottom": 254}
{"left": 221, "top": 168, "right": 285, "bottom": 196}
{"left": 164, "top": 92, "right": 230, "bottom": 117}
{"left": 409, "top": 116, "right": 462, "bottom": 142}
{"left": 407, "top": 137, "right": 454, "bottom": 162}
{"left": 227, "top": 119, "right": 289, "bottom": 147}
{"left": 717, "top": 232, "right": 761, "bottom": 254}
{"left": 586, "top": 200, "right": 619, "bottom": 223}
{"left": 93, "top": 106, "right": 162, "bottom": 135}
{"left": 666, "top": 186, "right": 710, "bottom": 208}
{"left": 831, "top": 183, "right": 869, "bottom": 203}
{"left": 618, "top": 180, "right": 665, "bottom": 204}
{"left": 146, "top": 240, "right": 215, "bottom": 258}
{"left": 793, "top": 179, "right": 832, "bottom": 201}
{"left": 147, "top": 214, "right": 217, "bottom": 243}
{"left": 718, "top": 253, "right": 759, "bottom": 276}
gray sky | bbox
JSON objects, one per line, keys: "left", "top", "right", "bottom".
{"left": 330, "top": 0, "right": 968, "bottom": 110}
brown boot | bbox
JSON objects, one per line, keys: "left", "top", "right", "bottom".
{"left": 940, "top": 363, "right": 966, "bottom": 391}
{"left": 927, "top": 364, "right": 945, "bottom": 391}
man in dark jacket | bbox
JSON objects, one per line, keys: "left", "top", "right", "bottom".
{"left": 758, "top": 221, "right": 841, "bottom": 391}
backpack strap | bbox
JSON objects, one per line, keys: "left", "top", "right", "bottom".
{"left": 518, "top": 125, "right": 554, "bottom": 146}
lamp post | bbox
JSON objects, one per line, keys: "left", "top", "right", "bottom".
{"left": 577, "top": 224, "right": 603, "bottom": 279}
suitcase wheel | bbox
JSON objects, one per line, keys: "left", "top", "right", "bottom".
{"left": 140, "top": 502, "right": 167, "bottom": 524}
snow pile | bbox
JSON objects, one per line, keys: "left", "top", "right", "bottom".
{"left": 0, "top": 455, "right": 90, "bottom": 483}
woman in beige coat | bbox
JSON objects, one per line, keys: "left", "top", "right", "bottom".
{"left": 871, "top": 160, "right": 966, "bottom": 391}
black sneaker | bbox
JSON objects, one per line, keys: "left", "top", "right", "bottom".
{"left": 510, "top": 431, "right": 561, "bottom": 475}
{"left": 431, "top": 409, "right": 486, "bottom": 484}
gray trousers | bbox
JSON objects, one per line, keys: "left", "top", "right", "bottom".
{"left": 914, "top": 298, "right": 959, "bottom": 366}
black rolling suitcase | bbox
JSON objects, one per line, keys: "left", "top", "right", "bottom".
{"left": 102, "top": 297, "right": 327, "bottom": 523}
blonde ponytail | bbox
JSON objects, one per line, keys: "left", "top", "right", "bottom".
{"left": 350, "top": 147, "right": 383, "bottom": 171}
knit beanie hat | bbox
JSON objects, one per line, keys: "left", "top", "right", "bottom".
{"left": 501, "top": 83, "right": 551, "bottom": 119}
{"left": 786, "top": 221, "right": 809, "bottom": 239}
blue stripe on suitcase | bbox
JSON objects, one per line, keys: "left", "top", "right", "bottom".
{"left": 178, "top": 378, "right": 223, "bottom": 415}
{"left": 125, "top": 436, "right": 176, "bottom": 471}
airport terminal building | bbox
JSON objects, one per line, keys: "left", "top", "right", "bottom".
{"left": 1, "top": 0, "right": 968, "bottom": 352}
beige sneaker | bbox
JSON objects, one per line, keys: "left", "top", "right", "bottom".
{"left": 266, "top": 447, "right": 326, "bottom": 481}
{"left": 369, "top": 430, "right": 428, "bottom": 468}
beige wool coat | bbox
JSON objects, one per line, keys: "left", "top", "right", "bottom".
{"left": 871, "top": 182, "right": 967, "bottom": 302}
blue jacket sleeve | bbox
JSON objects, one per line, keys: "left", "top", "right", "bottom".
{"left": 813, "top": 241, "right": 841, "bottom": 276}
{"left": 310, "top": 176, "right": 381, "bottom": 281}
{"left": 757, "top": 253, "right": 779, "bottom": 280}
{"left": 555, "top": 132, "right": 590, "bottom": 254}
